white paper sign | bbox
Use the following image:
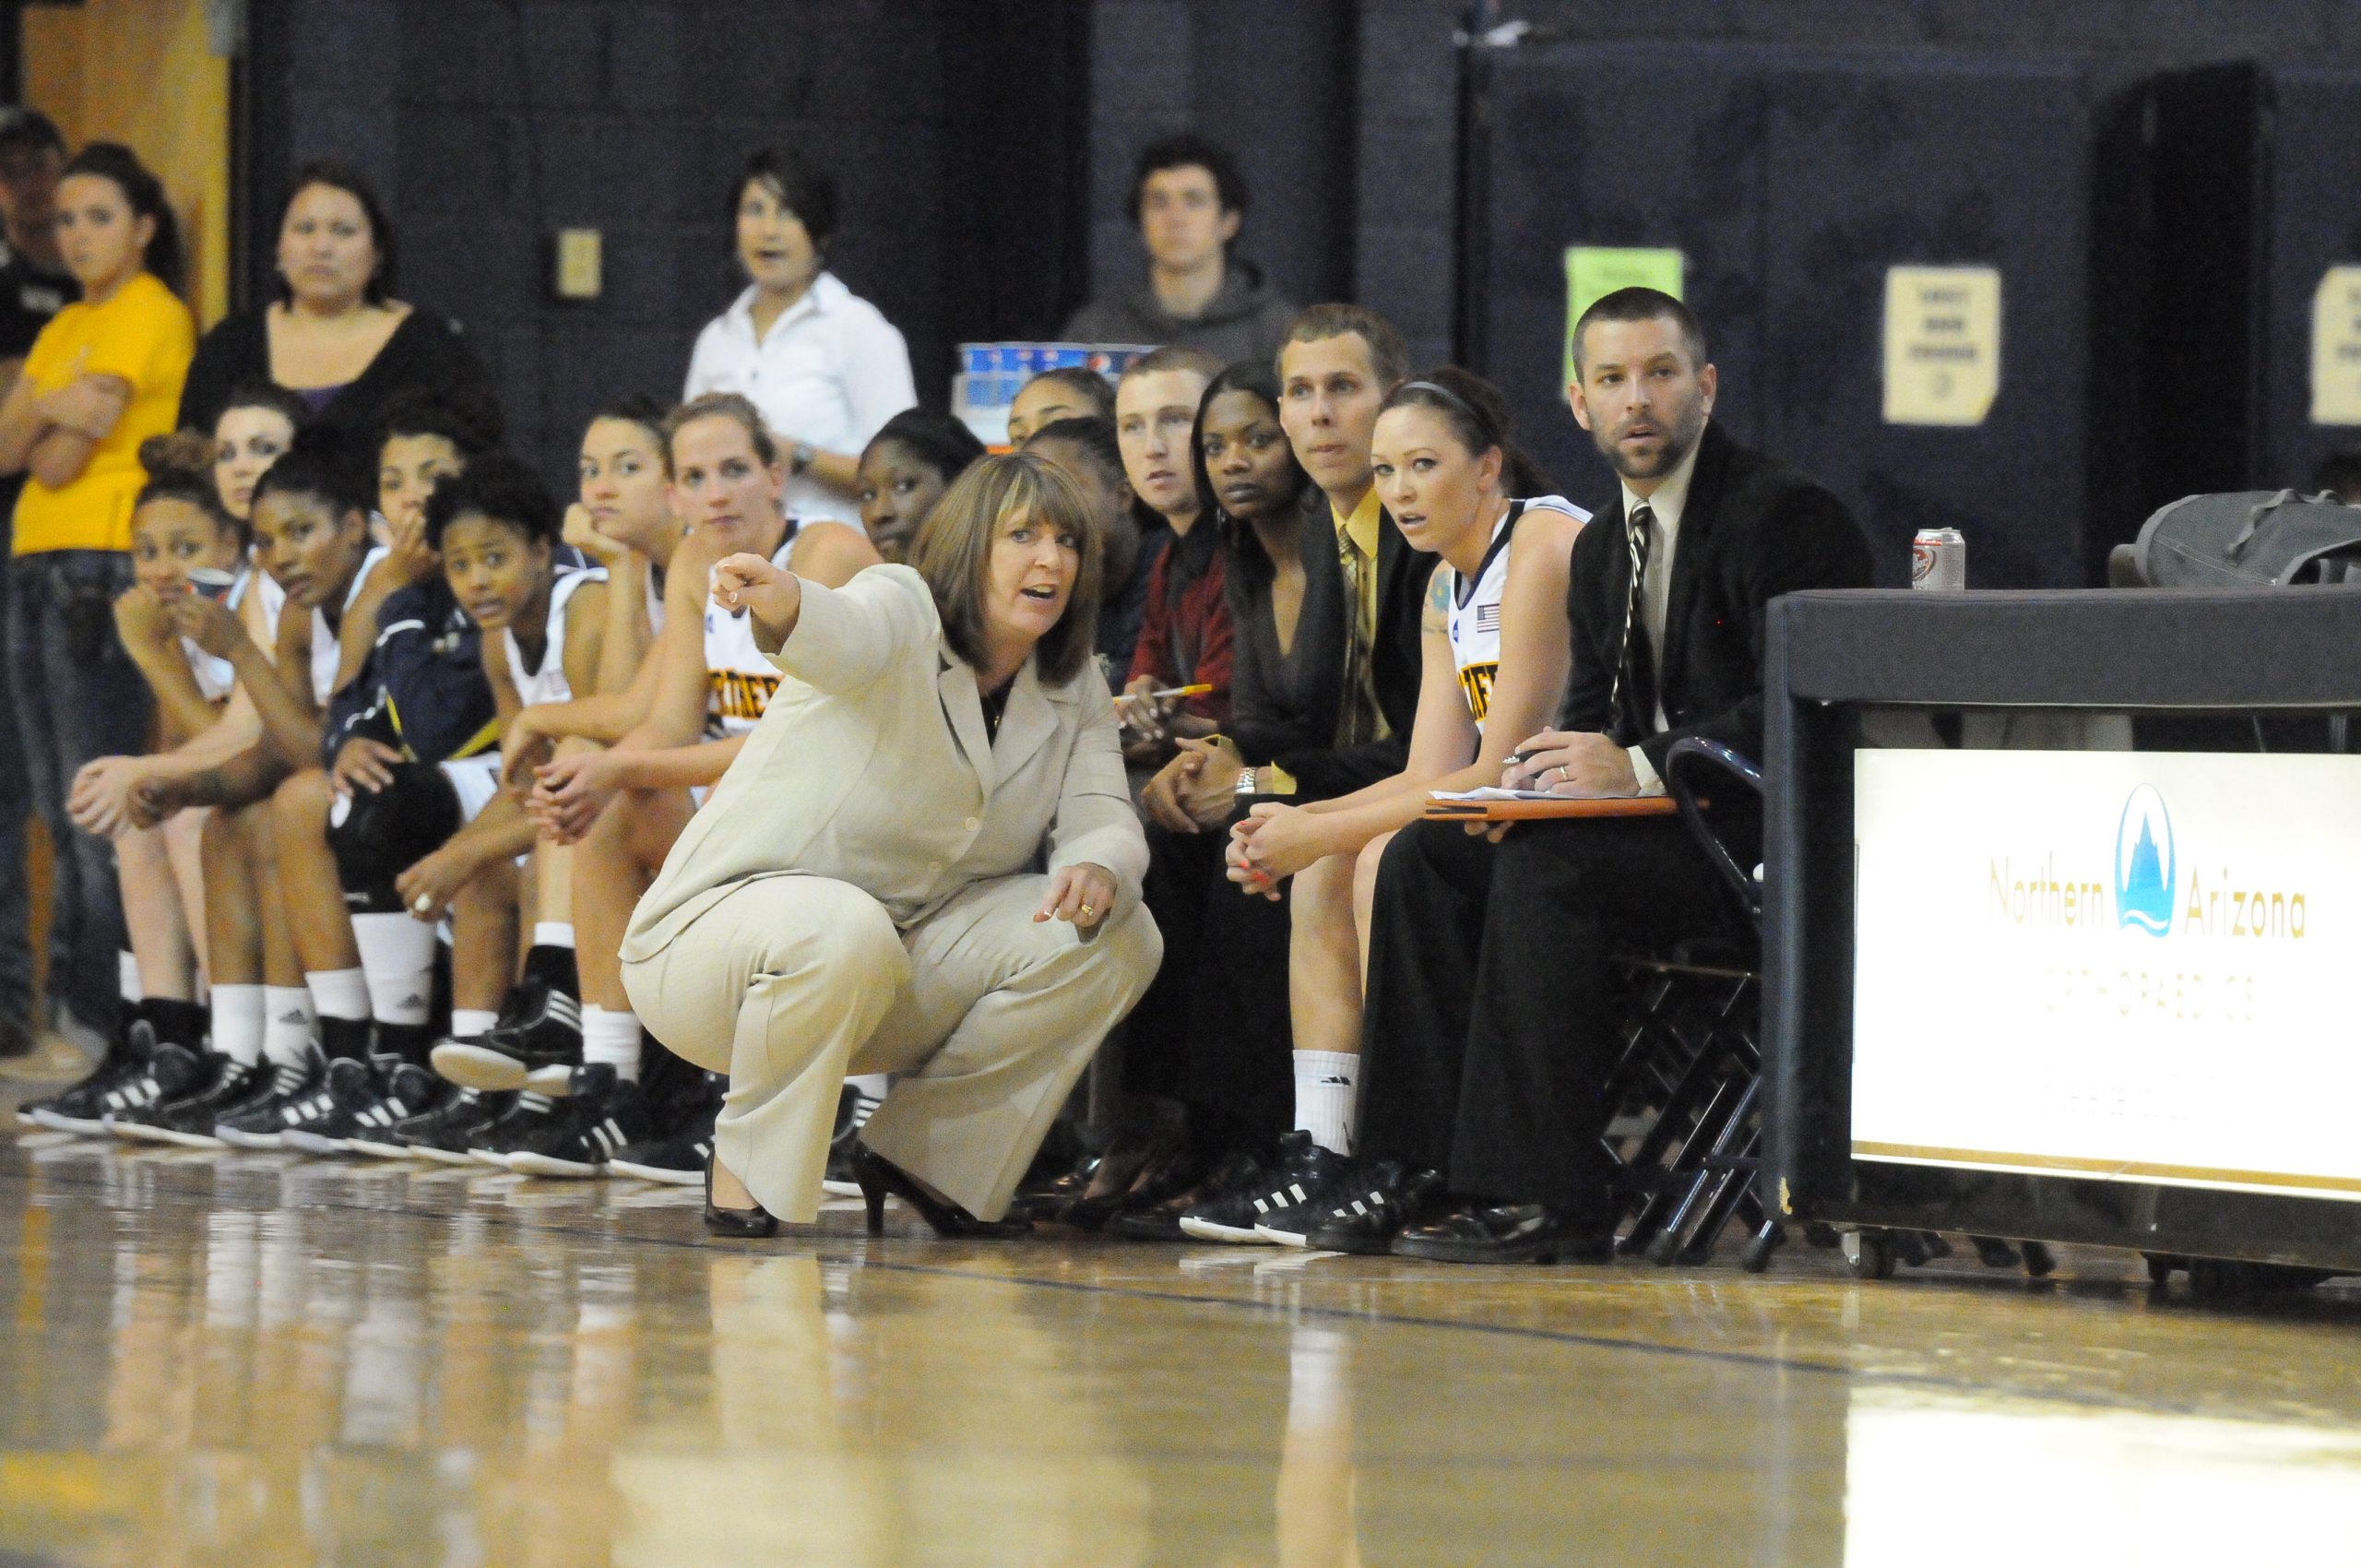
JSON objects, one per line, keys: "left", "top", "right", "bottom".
{"left": 1881, "top": 266, "right": 2001, "bottom": 426}
{"left": 1852, "top": 749, "right": 2361, "bottom": 1201}
{"left": 2310, "top": 265, "right": 2361, "bottom": 425}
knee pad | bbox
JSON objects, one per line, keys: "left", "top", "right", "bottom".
{"left": 328, "top": 761, "right": 463, "bottom": 914}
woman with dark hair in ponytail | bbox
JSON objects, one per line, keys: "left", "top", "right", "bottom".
{"left": 1206, "top": 366, "right": 1589, "bottom": 1236}
{"left": 0, "top": 140, "right": 195, "bottom": 1047}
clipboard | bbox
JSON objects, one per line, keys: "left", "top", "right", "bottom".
{"left": 1421, "top": 794, "right": 1691, "bottom": 822}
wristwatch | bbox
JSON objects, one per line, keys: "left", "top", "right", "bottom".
{"left": 789, "top": 441, "right": 817, "bottom": 477}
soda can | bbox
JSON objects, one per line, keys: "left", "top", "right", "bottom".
{"left": 185, "top": 567, "right": 238, "bottom": 601}
{"left": 1910, "top": 528, "right": 1966, "bottom": 590}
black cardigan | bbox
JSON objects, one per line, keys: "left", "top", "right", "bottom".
{"left": 176, "top": 305, "right": 495, "bottom": 448}
{"left": 1227, "top": 486, "right": 1433, "bottom": 802}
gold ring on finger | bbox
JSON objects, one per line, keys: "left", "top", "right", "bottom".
{"left": 1078, "top": 904, "right": 1096, "bottom": 921}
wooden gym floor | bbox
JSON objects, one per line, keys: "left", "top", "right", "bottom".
{"left": 5, "top": 1114, "right": 2361, "bottom": 1565}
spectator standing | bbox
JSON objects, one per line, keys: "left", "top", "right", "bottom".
{"left": 1062, "top": 135, "right": 1297, "bottom": 368}
{"left": 0, "top": 105, "right": 72, "bottom": 1060}
{"left": 684, "top": 148, "right": 916, "bottom": 526}
{"left": 0, "top": 143, "right": 195, "bottom": 1044}
{"left": 176, "top": 162, "right": 493, "bottom": 456}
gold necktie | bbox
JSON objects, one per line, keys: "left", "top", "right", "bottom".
{"left": 1335, "top": 529, "right": 1382, "bottom": 745}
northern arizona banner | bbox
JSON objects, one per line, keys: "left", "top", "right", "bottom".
{"left": 1852, "top": 749, "right": 2361, "bottom": 1201}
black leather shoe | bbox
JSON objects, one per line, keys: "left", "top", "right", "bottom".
{"left": 703, "top": 1149, "right": 777, "bottom": 1238}
{"left": 1062, "top": 1131, "right": 1204, "bottom": 1230}
{"left": 1390, "top": 1202, "right": 1616, "bottom": 1265}
{"left": 1305, "top": 1164, "right": 1446, "bottom": 1255}
{"left": 849, "top": 1143, "right": 1031, "bottom": 1239}
{"left": 1015, "top": 1152, "right": 1099, "bottom": 1221}
{"left": 1108, "top": 1150, "right": 1261, "bottom": 1241}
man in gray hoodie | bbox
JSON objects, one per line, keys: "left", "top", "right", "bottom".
{"left": 1063, "top": 134, "right": 1298, "bottom": 369}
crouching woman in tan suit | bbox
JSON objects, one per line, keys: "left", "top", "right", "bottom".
{"left": 621, "top": 452, "right": 1159, "bottom": 1239}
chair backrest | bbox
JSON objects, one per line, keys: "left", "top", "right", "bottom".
{"left": 1663, "top": 738, "right": 1763, "bottom": 928}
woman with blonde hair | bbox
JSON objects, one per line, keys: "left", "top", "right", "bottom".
{"left": 621, "top": 451, "right": 1160, "bottom": 1238}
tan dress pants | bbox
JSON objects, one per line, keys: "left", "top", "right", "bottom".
{"left": 622, "top": 873, "right": 1161, "bottom": 1224}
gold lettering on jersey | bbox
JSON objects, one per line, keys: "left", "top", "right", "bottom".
{"left": 1459, "top": 662, "right": 1498, "bottom": 723}
{"left": 708, "top": 668, "right": 782, "bottom": 726}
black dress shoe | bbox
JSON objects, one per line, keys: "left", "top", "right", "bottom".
{"left": 1107, "top": 1150, "right": 1261, "bottom": 1241}
{"left": 1014, "top": 1152, "right": 1099, "bottom": 1221}
{"left": 1062, "top": 1132, "right": 1205, "bottom": 1230}
{"left": 703, "top": 1149, "right": 778, "bottom": 1238}
{"left": 1305, "top": 1164, "right": 1446, "bottom": 1255}
{"left": 849, "top": 1143, "right": 1031, "bottom": 1239}
{"left": 1390, "top": 1202, "right": 1616, "bottom": 1265}
{"left": 1055, "top": 1127, "right": 1169, "bottom": 1230}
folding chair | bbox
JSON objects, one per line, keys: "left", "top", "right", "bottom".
{"left": 1594, "top": 738, "right": 1787, "bottom": 1272}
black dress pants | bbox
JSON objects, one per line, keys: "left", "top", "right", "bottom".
{"left": 1127, "top": 822, "right": 1293, "bottom": 1149}
{"left": 1357, "top": 814, "right": 1749, "bottom": 1221}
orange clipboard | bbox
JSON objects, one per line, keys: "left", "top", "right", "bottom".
{"left": 1421, "top": 794, "right": 1691, "bottom": 822}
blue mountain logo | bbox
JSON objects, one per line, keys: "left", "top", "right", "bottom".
{"left": 2115, "top": 784, "right": 2176, "bottom": 936}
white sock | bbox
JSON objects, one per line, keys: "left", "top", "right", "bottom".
{"left": 119, "top": 950, "right": 143, "bottom": 1004}
{"left": 307, "top": 967, "right": 371, "bottom": 1022}
{"left": 1292, "top": 1050, "right": 1359, "bottom": 1157}
{"left": 210, "top": 984, "right": 267, "bottom": 1066}
{"left": 351, "top": 912, "right": 436, "bottom": 1028}
{"left": 532, "top": 921, "right": 575, "bottom": 949}
{"left": 450, "top": 1007, "right": 499, "bottom": 1042}
{"left": 847, "top": 1073, "right": 890, "bottom": 1105}
{"left": 581, "top": 1005, "right": 641, "bottom": 1081}
{"left": 264, "top": 986, "right": 317, "bottom": 1068}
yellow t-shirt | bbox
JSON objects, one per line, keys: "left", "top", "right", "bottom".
{"left": 11, "top": 272, "right": 196, "bottom": 555}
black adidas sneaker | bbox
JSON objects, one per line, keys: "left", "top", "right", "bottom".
{"left": 389, "top": 1087, "right": 511, "bottom": 1165}
{"left": 505, "top": 1064, "right": 655, "bottom": 1178}
{"left": 118, "top": 1055, "right": 271, "bottom": 1149}
{"left": 433, "top": 980, "right": 582, "bottom": 1094}
{"left": 1178, "top": 1130, "right": 1351, "bottom": 1244}
{"left": 216, "top": 1050, "right": 326, "bottom": 1149}
{"left": 609, "top": 1074, "right": 723, "bottom": 1185}
{"left": 467, "top": 1090, "right": 560, "bottom": 1166}
{"left": 345, "top": 1063, "right": 458, "bottom": 1158}
{"left": 1303, "top": 1164, "right": 1448, "bottom": 1255}
{"left": 279, "top": 1057, "right": 379, "bottom": 1155}
{"left": 98, "top": 1040, "right": 217, "bottom": 1135}
{"left": 30, "top": 1016, "right": 159, "bottom": 1134}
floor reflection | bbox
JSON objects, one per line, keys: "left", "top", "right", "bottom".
{"left": 5, "top": 1135, "right": 2361, "bottom": 1565}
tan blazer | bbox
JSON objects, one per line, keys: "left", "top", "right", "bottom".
{"left": 623, "top": 564, "right": 1147, "bottom": 964}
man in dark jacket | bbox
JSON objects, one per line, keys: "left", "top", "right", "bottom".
{"left": 1062, "top": 134, "right": 1297, "bottom": 368}
{"left": 1335, "top": 288, "right": 1875, "bottom": 1265}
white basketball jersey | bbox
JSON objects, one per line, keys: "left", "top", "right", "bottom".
{"left": 313, "top": 545, "right": 389, "bottom": 708}
{"left": 701, "top": 527, "right": 799, "bottom": 739}
{"left": 1444, "top": 495, "right": 1586, "bottom": 730}
{"left": 503, "top": 566, "right": 606, "bottom": 709}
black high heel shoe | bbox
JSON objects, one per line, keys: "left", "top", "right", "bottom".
{"left": 849, "top": 1143, "right": 1032, "bottom": 1239}
{"left": 704, "top": 1150, "right": 778, "bottom": 1238}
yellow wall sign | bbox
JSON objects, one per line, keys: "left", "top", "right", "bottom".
{"left": 1881, "top": 266, "right": 2002, "bottom": 427}
{"left": 1563, "top": 247, "right": 1684, "bottom": 386}
{"left": 2308, "top": 266, "right": 2361, "bottom": 425}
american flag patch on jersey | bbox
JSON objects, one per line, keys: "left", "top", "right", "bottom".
{"left": 1476, "top": 601, "right": 1501, "bottom": 634}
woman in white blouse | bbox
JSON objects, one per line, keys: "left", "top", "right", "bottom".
{"left": 682, "top": 148, "right": 916, "bottom": 525}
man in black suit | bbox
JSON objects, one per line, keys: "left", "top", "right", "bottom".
{"left": 1325, "top": 287, "right": 1873, "bottom": 1264}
